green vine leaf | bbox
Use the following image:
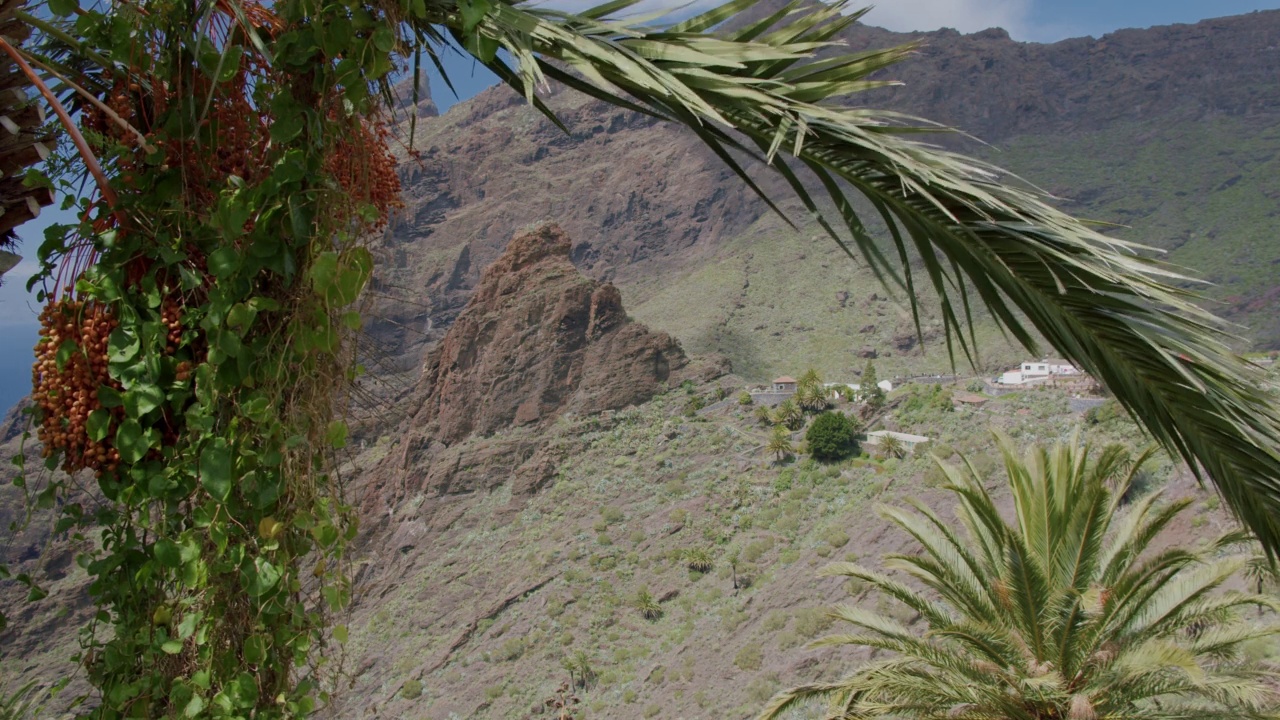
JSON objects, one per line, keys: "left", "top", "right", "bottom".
{"left": 114, "top": 419, "right": 157, "bottom": 464}
{"left": 86, "top": 408, "right": 112, "bottom": 442}
{"left": 108, "top": 328, "right": 140, "bottom": 364}
{"left": 208, "top": 247, "right": 242, "bottom": 279}
{"left": 246, "top": 557, "right": 282, "bottom": 598}
{"left": 200, "top": 439, "right": 233, "bottom": 502}
{"left": 98, "top": 385, "right": 123, "bottom": 408}
{"left": 154, "top": 539, "right": 182, "bottom": 568}
{"left": 124, "top": 383, "right": 165, "bottom": 418}
{"left": 325, "top": 420, "right": 348, "bottom": 449}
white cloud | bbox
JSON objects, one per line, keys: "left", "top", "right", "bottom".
{"left": 858, "top": 0, "right": 1032, "bottom": 38}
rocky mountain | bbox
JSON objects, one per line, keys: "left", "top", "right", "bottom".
{"left": 362, "top": 223, "right": 696, "bottom": 515}
{"left": 410, "top": 224, "right": 686, "bottom": 447}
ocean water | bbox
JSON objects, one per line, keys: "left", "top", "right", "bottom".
{"left": 0, "top": 323, "right": 38, "bottom": 415}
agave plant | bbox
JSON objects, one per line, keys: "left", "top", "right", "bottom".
{"left": 761, "top": 434, "right": 1280, "bottom": 719}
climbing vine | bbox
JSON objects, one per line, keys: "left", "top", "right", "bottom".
{"left": 15, "top": 0, "right": 404, "bottom": 715}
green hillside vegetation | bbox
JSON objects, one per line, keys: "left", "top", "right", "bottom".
{"left": 322, "top": 377, "right": 1218, "bottom": 719}
{"left": 625, "top": 117, "right": 1280, "bottom": 385}
{"left": 993, "top": 117, "right": 1280, "bottom": 349}
{"left": 626, "top": 209, "right": 1026, "bottom": 382}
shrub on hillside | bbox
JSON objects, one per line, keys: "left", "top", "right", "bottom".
{"left": 400, "top": 679, "right": 423, "bottom": 699}
{"left": 805, "top": 412, "right": 859, "bottom": 461}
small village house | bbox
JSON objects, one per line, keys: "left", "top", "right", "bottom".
{"left": 1000, "top": 358, "right": 1079, "bottom": 386}
{"left": 772, "top": 376, "right": 797, "bottom": 393}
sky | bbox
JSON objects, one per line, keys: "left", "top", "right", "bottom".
{"left": 868, "top": 0, "right": 1280, "bottom": 42}
{"left": 3, "top": 0, "right": 1279, "bottom": 333}
{"left": 415, "top": 0, "right": 1280, "bottom": 113}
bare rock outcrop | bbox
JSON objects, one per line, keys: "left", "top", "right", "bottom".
{"left": 366, "top": 224, "right": 688, "bottom": 513}
{"left": 410, "top": 223, "right": 685, "bottom": 446}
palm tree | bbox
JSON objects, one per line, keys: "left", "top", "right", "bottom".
{"left": 683, "top": 548, "right": 716, "bottom": 573}
{"left": 799, "top": 368, "right": 823, "bottom": 390}
{"left": 774, "top": 399, "right": 805, "bottom": 431}
{"left": 634, "top": 587, "right": 662, "bottom": 620}
{"left": 798, "top": 382, "right": 831, "bottom": 413}
{"left": 768, "top": 423, "right": 794, "bottom": 462}
{"left": 761, "top": 434, "right": 1280, "bottom": 720}
{"left": 876, "top": 434, "right": 904, "bottom": 459}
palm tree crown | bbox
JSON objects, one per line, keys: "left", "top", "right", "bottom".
{"left": 768, "top": 423, "right": 795, "bottom": 461}
{"left": 763, "top": 434, "right": 1280, "bottom": 720}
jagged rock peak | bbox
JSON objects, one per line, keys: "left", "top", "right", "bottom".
{"left": 409, "top": 223, "right": 687, "bottom": 447}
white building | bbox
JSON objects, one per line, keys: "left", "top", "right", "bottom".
{"left": 826, "top": 380, "right": 893, "bottom": 399}
{"left": 1000, "top": 358, "right": 1079, "bottom": 385}
{"left": 864, "top": 430, "right": 931, "bottom": 454}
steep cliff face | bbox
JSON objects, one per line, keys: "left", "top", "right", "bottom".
{"left": 365, "top": 83, "right": 765, "bottom": 371}
{"left": 410, "top": 223, "right": 686, "bottom": 446}
{"left": 364, "top": 224, "right": 692, "bottom": 512}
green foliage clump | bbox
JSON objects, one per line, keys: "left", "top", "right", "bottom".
{"left": 861, "top": 361, "right": 885, "bottom": 410}
{"left": 895, "top": 384, "right": 955, "bottom": 426}
{"left": 1083, "top": 398, "right": 1127, "bottom": 426}
{"left": 600, "top": 506, "right": 625, "bottom": 524}
{"left": 497, "top": 637, "right": 526, "bottom": 661}
{"left": 635, "top": 588, "right": 662, "bottom": 620}
{"left": 805, "top": 412, "right": 859, "bottom": 461}
{"left": 734, "top": 643, "right": 764, "bottom": 671}
{"left": 763, "top": 611, "right": 789, "bottom": 632}
{"left": 739, "top": 391, "right": 755, "bottom": 406}
{"left": 683, "top": 395, "right": 708, "bottom": 416}
{"left": 793, "top": 607, "right": 834, "bottom": 639}
{"left": 823, "top": 529, "right": 850, "bottom": 548}
{"left": 742, "top": 537, "right": 775, "bottom": 563}
{"left": 683, "top": 548, "right": 715, "bottom": 573}
{"left": 400, "top": 679, "right": 423, "bottom": 700}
